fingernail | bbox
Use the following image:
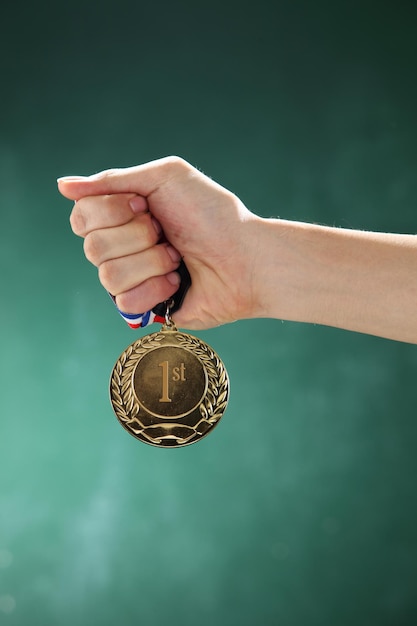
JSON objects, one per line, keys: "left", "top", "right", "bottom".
{"left": 129, "top": 196, "right": 147, "bottom": 214}
{"left": 57, "top": 175, "right": 88, "bottom": 183}
{"left": 151, "top": 217, "right": 162, "bottom": 236}
{"left": 166, "top": 245, "right": 181, "bottom": 263}
{"left": 167, "top": 271, "right": 181, "bottom": 286}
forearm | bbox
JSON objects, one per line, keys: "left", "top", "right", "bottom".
{"left": 252, "top": 218, "right": 417, "bottom": 343}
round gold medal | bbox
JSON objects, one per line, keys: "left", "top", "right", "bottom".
{"left": 110, "top": 323, "right": 229, "bottom": 447}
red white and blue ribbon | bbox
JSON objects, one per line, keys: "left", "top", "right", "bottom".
{"left": 116, "top": 307, "right": 165, "bottom": 329}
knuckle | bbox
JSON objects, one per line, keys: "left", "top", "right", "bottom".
{"left": 115, "top": 292, "right": 132, "bottom": 313}
{"left": 117, "top": 289, "right": 144, "bottom": 313}
{"left": 83, "top": 231, "right": 103, "bottom": 265}
{"left": 98, "top": 260, "right": 116, "bottom": 292}
{"left": 161, "top": 155, "right": 190, "bottom": 174}
{"left": 95, "top": 168, "right": 120, "bottom": 181}
{"left": 69, "top": 203, "right": 86, "bottom": 236}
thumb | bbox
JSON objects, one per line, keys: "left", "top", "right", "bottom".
{"left": 57, "top": 156, "right": 188, "bottom": 201}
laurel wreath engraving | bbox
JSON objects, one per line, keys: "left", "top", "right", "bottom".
{"left": 110, "top": 334, "right": 164, "bottom": 427}
{"left": 175, "top": 334, "right": 229, "bottom": 428}
{"left": 110, "top": 331, "right": 229, "bottom": 446}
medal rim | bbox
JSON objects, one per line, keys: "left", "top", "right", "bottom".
{"left": 109, "top": 328, "right": 229, "bottom": 448}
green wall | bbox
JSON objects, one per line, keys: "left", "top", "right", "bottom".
{"left": 1, "top": 1, "right": 417, "bottom": 624}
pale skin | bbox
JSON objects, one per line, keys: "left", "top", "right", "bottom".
{"left": 58, "top": 156, "right": 417, "bottom": 344}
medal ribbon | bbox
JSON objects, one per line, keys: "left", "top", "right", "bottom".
{"left": 111, "top": 260, "right": 191, "bottom": 328}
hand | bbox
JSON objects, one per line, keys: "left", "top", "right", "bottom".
{"left": 58, "top": 156, "right": 262, "bottom": 329}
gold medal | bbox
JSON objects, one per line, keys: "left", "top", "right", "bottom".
{"left": 110, "top": 313, "right": 229, "bottom": 448}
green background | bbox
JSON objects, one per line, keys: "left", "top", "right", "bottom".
{"left": 1, "top": 1, "right": 417, "bottom": 624}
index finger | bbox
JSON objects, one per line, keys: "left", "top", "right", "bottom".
{"left": 57, "top": 156, "right": 192, "bottom": 201}
{"left": 70, "top": 193, "right": 148, "bottom": 237}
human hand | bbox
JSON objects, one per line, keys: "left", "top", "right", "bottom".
{"left": 58, "top": 156, "right": 262, "bottom": 329}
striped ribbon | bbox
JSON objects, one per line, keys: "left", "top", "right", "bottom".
{"left": 115, "top": 306, "right": 165, "bottom": 329}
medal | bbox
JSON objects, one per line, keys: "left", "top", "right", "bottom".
{"left": 109, "top": 271, "right": 229, "bottom": 448}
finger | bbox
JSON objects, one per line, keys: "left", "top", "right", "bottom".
{"left": 58, "top": 156, "right": 192, "bottom": 201}
{"left": 99, "top": 243, "right": 182, "bottom": 295}
{"left": 83, "top": 212, "right": 161, "bottom": 266}
{"left": 116, "top": 272, "right": 181, "bottom": 314}
{"left": 70, "top": 193, "right": 148, "bottom": 237}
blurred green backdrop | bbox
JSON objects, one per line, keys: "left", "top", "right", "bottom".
{"left": 1, "top": 1, "right": 417, "bottom": 624}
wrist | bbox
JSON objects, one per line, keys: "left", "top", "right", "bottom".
{"left": 248, "top": 218, "right": 342, "bottom": 324}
